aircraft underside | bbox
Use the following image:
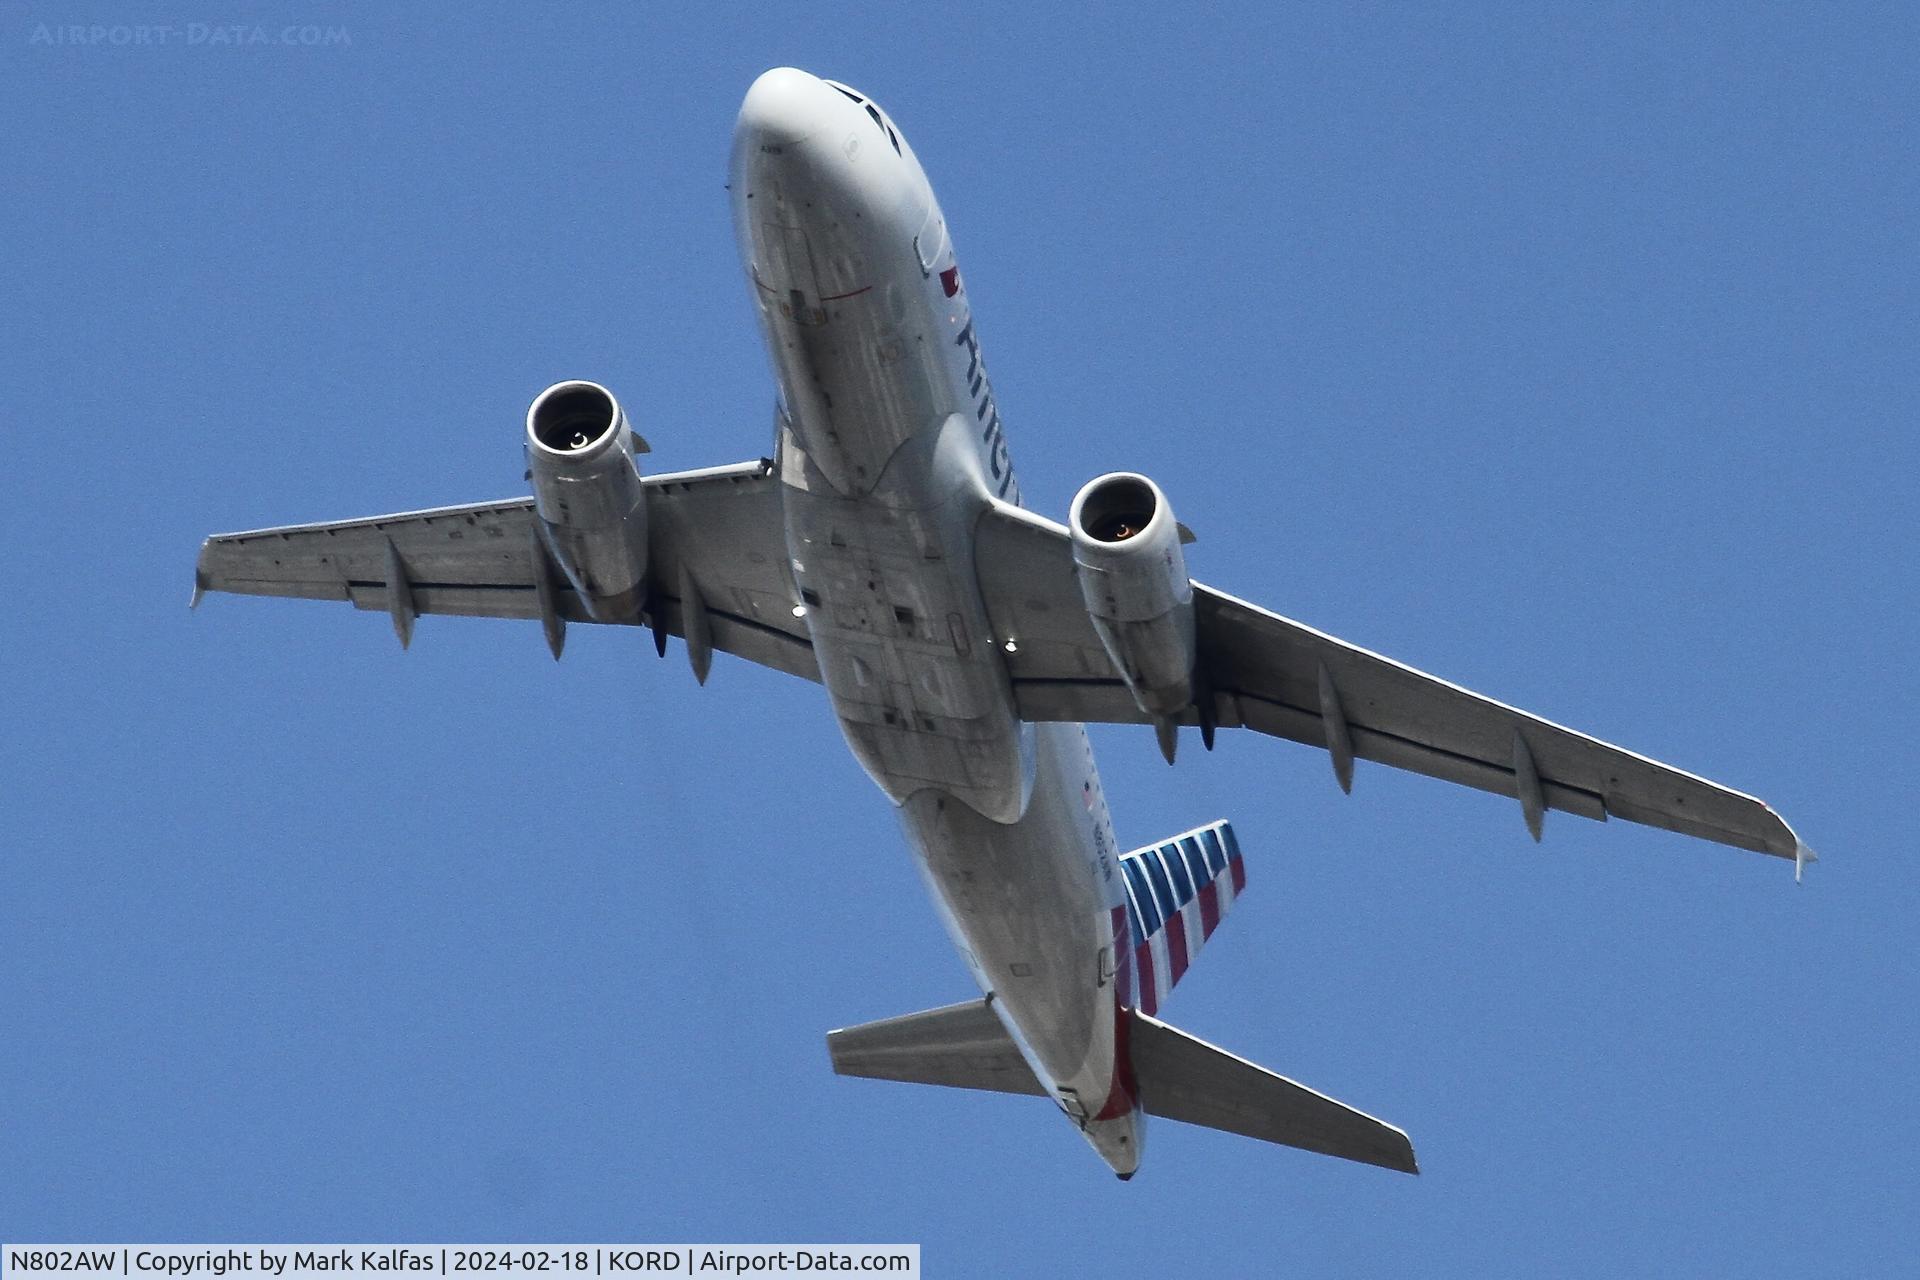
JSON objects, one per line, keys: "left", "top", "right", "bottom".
{"left": 194, "top": 66, "right": 1811, "bottom": 1182}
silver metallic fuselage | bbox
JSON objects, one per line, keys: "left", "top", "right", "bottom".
{"left": 730, "top": 68, "right": 1142, "bottom": 1173}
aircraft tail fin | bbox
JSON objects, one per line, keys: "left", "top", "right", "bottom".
{"left": 826, "top": 998, "right": 1416, "bottom": 1173}
{"left": 1119, "top": 819, "right": 1244, "bottom": 1015}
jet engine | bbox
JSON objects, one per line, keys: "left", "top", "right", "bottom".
{"left": 525, "top": 380, "right": 649, "bottom": 621}
{"left": 1068, "top": 472, "right": 1196, "bottom": 723}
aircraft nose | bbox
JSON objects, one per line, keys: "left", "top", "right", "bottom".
{"left": 736, "top": 66, "right": 830, "bottom": 148}
{"left": 730, "top": 66, "right": 930, "bottom": 308}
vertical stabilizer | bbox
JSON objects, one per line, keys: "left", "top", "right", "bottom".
{"left": 1119, "top": 819, "right": 1244, "bottom": 1015}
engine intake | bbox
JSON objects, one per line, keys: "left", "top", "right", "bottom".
{"left": 1068, "top": 472, "right": 1196, "bottom": 721}
{"left": 525, "top": 380, "right": 649, "bottom": 620}
{"left": 531, "top": 382, "right": 622, "bottom": 454}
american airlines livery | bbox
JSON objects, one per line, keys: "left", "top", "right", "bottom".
{"left": 195, "top": 68, "right": 1812, "bottom": 1180}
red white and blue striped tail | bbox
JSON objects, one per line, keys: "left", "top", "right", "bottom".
{"left": 1120, "top": 819, "right": 1245, "bottom": 1017}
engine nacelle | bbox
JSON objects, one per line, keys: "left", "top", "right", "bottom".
{"left": 1068, "top": 472, "right": 1196, "bottom": 719}
{"left": 525, "top": 380, "right": 649, "bottom": 621}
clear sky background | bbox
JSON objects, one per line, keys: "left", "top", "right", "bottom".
{"left": 4, "top": 3, "right": 1916, "bottom": 1275}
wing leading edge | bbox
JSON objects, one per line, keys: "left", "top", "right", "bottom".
{"left": 973, "top": 501, "right": 1812, "bottom": 877}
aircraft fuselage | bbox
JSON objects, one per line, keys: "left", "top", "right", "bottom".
{"left": 730, "top": 68, "right": 1142, "bottom": 1174}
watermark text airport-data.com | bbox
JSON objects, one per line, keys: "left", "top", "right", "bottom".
{"left": 28, "top": 23, "right": 352, "bottom": 48}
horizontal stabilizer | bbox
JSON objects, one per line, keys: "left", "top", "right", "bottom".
{"left": 1131, "top": 1012, "right": 1417, "bottom": 1174}
{"left": 827, "top": 999, "right": 1046, "bottom": 1097}
{"left": 827, "top": 1000, "right": 1416, "bottom": 1173}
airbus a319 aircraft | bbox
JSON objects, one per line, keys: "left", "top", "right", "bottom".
{"left": 196, "top": 68, "right": 1812, "bottom": 1180}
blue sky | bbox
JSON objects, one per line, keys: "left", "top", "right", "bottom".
{"left": 4, "top": 2, "right": 1916, "bottom": 1274}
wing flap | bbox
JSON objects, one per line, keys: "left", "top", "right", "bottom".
{"left": 1229, "top": 684, "right": 1609, "bottom": 822}
{"left": 344, "top": 580, "right": 545, "bottom": 621}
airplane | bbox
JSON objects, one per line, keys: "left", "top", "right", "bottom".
{"left": 194, "top": 67, "right": 1813, "bottom": 1181}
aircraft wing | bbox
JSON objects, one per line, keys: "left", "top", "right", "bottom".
{"left": 975, "top": 502, "right": 1811, "bottom": 874}
{"left": 194, "top": 459, "right": 819, "bottom": 682}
